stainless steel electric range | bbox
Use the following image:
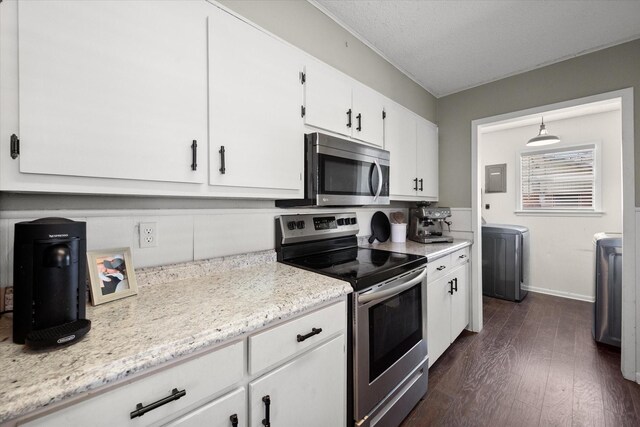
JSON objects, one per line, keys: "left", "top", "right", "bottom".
{"left": 276, "top": 212, "right": 429, "bottom": 427}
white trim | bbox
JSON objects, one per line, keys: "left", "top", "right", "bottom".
{"left": 306, "top": 0, "right": 436, "bottom": 96}
{"left": 514, "top": 210, "right": 605, "bottom": 217}
{"left": 522, "top": 286, "right": 595, "bottom": 303}
{"left": 636, "top": 372, "right": 640, "bottom": 385}
{"left": 472, "top": 87, "right": 635, "bottom": 380}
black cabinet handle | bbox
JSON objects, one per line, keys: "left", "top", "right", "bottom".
{"left": 356, "top": 113, "right": 362, "bottom": 131}
{"left": 413, "top": 178, "right": 418, "bottom": 191}
{"left": 191, "top": 140, "right": 198, "bottom": 171}
{"left": 230, "top": 414, "right": 239, "bottom": 427}
{"left": 453, "top": 277, "right": 458, "bottom": 292}
{"left": 130, "top": 388, "right": 186, "bottom": 419}
{"left": 419, "top": 178, "right": 423, "bottom": 191}
{"left": 448, "top": 280, "right": 454, "bottom": 295}
{"left": 459, "top": 254, "right": 467, "bottom": 259}
{"left": 219, "top": 146, "right": 226, "bottom": 174}
{"left": 262, "top": 395, "right": 271, "bottom": 427}
{"left": 436, "top": 265, "right": 446, "bottom": 271}
{"left": 346, "top": 109, "right": 352, "bottom": 128}
{"left": 297, "top": 327, "right": 322, "bottom": 342}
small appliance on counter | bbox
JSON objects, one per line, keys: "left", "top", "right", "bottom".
{"left": 13, "top": 218, "right": 91, "bottom": 348}
{"left": 408, "top": 204, "right": 453, "bottom": 243}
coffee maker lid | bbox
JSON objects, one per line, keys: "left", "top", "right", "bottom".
{"left": 27, "top": 217, "right": 78, "bottom": 224}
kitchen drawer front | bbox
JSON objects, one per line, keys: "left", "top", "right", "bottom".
{"left": 451, "top": 247, "right": 470, "bottom": 267}
{"left": 427, "top": 254, "right": 452, "bottom": 282}
{"left": 22, "top": 340, "right": 244, "bottom": 427}
{"left": 248, "top": 300, "right": 346, "bottom": 375}
{"left": 164, "top": 387, "right": 246, "bottom": 427}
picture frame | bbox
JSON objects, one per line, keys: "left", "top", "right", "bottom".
{"left": 87, "top": 247, "right": 138, "bottom": 306}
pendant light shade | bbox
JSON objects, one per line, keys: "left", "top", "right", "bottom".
{"left": 527, "top": 117, "right": 560, "bottom": 146}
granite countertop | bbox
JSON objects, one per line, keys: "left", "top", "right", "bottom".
{"left": 0, "top": 251, "right": 351, "bottom": 424}
{"left": 363, "top": 238, "right": 472, "bottom": 262}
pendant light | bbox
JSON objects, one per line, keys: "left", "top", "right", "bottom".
{"left": 527, "top": 117, "right": 560, "bottom": 146}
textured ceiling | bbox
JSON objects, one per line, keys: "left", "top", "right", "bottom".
{"left": 312, "top": 0, "right": 640, "bottom": 97}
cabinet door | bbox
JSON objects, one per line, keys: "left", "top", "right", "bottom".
{"left": 249, "top": 335, "right": 345, "bottom": 427}
{"left": 427, "top": 274, "right": 452, "bottom": 367}
{"left": 209, "top": 6, "right": 304, "bottom": 195}
{"left": 384, "top": 103, "right": 417, "bottom": 198}
{"left": 450, "top": 263, "right": 470, "bottom": 340}
{"left": 17, "top": 0, "right": 208, "bottom": 184}
{"left": 416, "top": 118, "right": 439, "bottom": 200}
{"left": 304, "top": 59, "right": 353, "bottom": 137}
{"left": 351, "top": 83, "right": 384, "bottom": 147}
{"left": 164, "top": 388, "right": 246, "bottom": 427}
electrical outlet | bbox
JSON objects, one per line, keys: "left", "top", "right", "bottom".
{"left": 139, "top": 222, "right": 158, "bottom": 248}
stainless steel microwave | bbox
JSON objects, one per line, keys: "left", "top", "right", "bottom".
{"left": 277, "top": 133, "right": 390, "bottom": 207}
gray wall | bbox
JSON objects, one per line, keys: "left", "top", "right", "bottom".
{"left": 437, "top": 38, "right": 640, "bottom": 208}
{"left": 218, "top": 0, "right": 437, "bottom": 122}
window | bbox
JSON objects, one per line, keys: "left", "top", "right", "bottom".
{"left": 518, "top": 144, "right": 599, "bottom": 212}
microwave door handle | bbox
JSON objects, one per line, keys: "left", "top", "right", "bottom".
{"left": 358, "top": 268, "right": 426, "bottom": 304}
{"left": 373, "top": 160, "right": 383, "bottom": 201}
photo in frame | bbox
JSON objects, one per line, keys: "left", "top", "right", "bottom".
{"left": 87, "top": 248, "right": 138, "bottom": 305}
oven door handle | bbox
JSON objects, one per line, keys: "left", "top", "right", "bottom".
{"left": 357, "top": 268, "right": 427, "bottom": 304}
{"left": 373, "top": 159, "right": 383, "bottom": 201}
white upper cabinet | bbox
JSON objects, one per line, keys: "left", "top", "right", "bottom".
{"left": 384, "top": 102, "right": 418, "bottom": 198}
{"left": 16, "top": 0, "right": 209, "bottom": 184}
{"left": 416, "top": 118, "right": 439, "bottom": 199}
{"left": 304, "top": 59, "right": 353, "bottom": 138}
{"left": 384, "top": 100, "right": 438, "bottom": 201}
{"left": 208, "top": 6, "right": 304, "bottom": 196}
{"left": 303, "top": 59, "right": 384, "bottom": 147}
{"left": 351, "top": 82, "right": 385, "bottom": 147}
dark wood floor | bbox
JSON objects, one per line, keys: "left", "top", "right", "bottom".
{"left": 401, "top": 292, "right": 640, "bottom": 427}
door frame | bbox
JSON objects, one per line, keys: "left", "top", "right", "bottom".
{"left": 470, "top": 88, "right": 636, "bottom": 381}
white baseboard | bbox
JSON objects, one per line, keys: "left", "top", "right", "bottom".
{"left": 636, "top": 372, "right": 640, "bottom": 384}
{"left": 523, "top": 285, "right": 595, "bottom": 303}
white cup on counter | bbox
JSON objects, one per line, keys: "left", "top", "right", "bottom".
{"left": 391, "top": 223, "right": 407, "bottom": 243}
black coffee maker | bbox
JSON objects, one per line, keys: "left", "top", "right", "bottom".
{"left": 13, "top": 218, "right": 91, "bottom": 347}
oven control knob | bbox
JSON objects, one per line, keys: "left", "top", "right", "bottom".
{"left": 350, "top": 217, "right": 357, "bottom": 224}
{"left": 337, "top": 218, "right": 345, "bottom": 226}
{"left": 287, "top": 221, "right": 296, "bottom": 230}
{"left": 296, "top": 220, "right": 305, "bottom": 229}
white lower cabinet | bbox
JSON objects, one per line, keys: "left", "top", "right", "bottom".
{"left": 21, "top": 341, "right": 245, "bottom": 427}
{"left": 249, "top": 335, "right": 346, "bottom": 427}
{"left": 427, "top": 254, "right": 469, "bottom": 367}
{"left": 164, "top": 387, "right": 246, "bottom": 427}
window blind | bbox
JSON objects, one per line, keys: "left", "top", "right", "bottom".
{"left": 520, "top": 146, "right": 595, "bottom": 210}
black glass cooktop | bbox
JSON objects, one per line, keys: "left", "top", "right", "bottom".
{"left": 285, "top": 247, "right": 426, "bottom": 291}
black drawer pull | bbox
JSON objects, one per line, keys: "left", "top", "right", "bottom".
{"left": 413, "top": 178, "right": 418, "bottom": 191}
{"left": 436, "top": 265, "right": 446, "bottom": 271}
{"left": 448, "top": 280, "right": 454, "bottom": 295}
{"left": 459, "top": 254, "right": 467, "bottom": 259}
{"left": 419, "top": 178, "right": 423, "bottom": 191}
{"left": 191, "top": 140, "right": 198, "bottom": 171}
{"left": 230, "top": 413, "right": 239, "bottom": 427}
{"left": 297, "top": 327, "right": 322, "bottom": 342}
{"left": 346, "top": 109, "right": 352, "bottom": 128}
{"left": 130, "top": 388, "right": 186, "bottom": 419}
{"left": 453, "top": 277, "right": 458, "bottom": 292}
{"left": 356, "top": 113, "right": 362, "bottom": 131}
{"left": 262, "top": 395, "right": 271, "bottom": 427}
{"left": 219, "top": 146, "right": 226, "bottom": 174}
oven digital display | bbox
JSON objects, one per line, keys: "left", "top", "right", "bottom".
{"left": 313, "top": 216, "right": 337, "bottom": 230}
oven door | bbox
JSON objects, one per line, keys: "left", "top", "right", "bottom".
{"left": 314, "top": 144, "right": 389, "bottom": 206}
{"left": 354, "top": 267, "right": 428, "bottom": 421}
